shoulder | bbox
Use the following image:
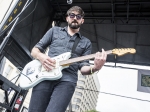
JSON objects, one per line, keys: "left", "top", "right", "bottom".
{"left": 45, "top": 26, "right": 62, "bottom": 35}
{"left": 81, "top": 36, "right": 91, "bottom": 43}
{"left": 51, "top": 26, "right": 63, "bottom": 31}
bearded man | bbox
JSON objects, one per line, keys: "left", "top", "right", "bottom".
{"left": 28, "top": 6, "right": 107, "bottom": 112}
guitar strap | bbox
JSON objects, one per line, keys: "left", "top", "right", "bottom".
{"left": 71, "top": 37, "right": 80, "bottom": 54}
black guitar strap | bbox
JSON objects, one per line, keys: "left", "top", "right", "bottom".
{"left": 71, "top": 37, "right": 80, "bottom": 54}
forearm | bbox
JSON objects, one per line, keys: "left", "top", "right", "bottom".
{"left": 81, "top": 49, "right": 107, "bottom": 75}
{"left": 80, "top": 65, "right": 100, "bottom": 75}
{"left": 31, "top": 47, "right": 44, "bottom": 60}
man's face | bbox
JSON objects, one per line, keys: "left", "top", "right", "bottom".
{"left": 66, "top": 11, "right": 84, "bottom": 29}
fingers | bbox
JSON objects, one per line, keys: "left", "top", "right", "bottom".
{"left": 43, "top": 58, "right": 56, "bottom": 71}
{"left": 95, "top": 48, "right": 107, "bottom": 61}
{"left": 45, "top": 59, "right": 56, "bottom": 67}
{"left": 101, "top": 48, "right": 107, "bottom": 60}
{"left": 93, "top": 48, "right": 107, "bottom": 70}
{"left": 43, "top": 62, "right": 55, "bottom": 71}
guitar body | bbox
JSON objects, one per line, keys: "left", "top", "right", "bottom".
{"left": 19, "top": 52, "right": 71, "bottom": 90}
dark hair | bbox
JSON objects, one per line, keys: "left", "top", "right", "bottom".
{"left": 67, "top": 6, "right": 85, "bottom": 17}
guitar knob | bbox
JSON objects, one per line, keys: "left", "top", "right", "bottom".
{"left": 36, "top": 75, "right": 38, "bottom": 78}
{"left": 54, "top": 73, "right": 58, "bottom": 76}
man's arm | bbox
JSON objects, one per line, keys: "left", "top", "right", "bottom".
{"left": 80, "top": 49, "right": 107, "bottom": 75}
{"left": 31, "top": 47, "right": 55, "bottom": 71}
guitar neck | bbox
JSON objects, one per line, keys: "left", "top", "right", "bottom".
{"left": 59, "top": 50, "right": 112, "bottom": 66}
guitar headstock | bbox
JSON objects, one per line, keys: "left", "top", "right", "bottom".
{"left": 112, "top": 48, "right": 136, "bottom": 56}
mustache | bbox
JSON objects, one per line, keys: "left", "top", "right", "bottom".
{"left": 71, "top": 20, "right": 78, "bottom": 23}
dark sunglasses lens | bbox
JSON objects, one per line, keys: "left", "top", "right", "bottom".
{"left": 69, "top": 13, "right": 82, "bottom": 20}
{"left": 76, "top": 15, "right": 82, "bottom": 20}
{"left": 69, "top": 13, "right": 75, "bottom": 18}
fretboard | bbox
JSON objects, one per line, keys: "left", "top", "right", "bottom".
{"left": 59, "top": 50, "right": 112, "bottom": 66}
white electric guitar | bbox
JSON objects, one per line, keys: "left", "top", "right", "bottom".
{"left": 19, "top": 48, "right": 136, "bottom": 89}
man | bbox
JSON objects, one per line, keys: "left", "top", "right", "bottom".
{"left": 28, "top": 6, "right": 107, "bottom": 112}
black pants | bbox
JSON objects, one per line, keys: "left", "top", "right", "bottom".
{"left": 28, "top": 80, "right": 76, "bottom": 112}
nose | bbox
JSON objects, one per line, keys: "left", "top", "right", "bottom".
{"left": 73, "top": 16, "right": 77, "bottom": 20}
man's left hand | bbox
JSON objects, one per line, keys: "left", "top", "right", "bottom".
{"left": 93, "top": 48, "right": 107, "bottom": 70}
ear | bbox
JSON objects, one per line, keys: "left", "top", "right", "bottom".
{"left": 66, "top": 17, "right": 68, "bottom": 22}
{"left": 81, "top": 19, "right": 84, "bottom": 24}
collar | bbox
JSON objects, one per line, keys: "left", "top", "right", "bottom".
{"left": 61, "top": 26, "right": 83, "bottom": 39}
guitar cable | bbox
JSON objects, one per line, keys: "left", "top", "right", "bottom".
{"left": 10, "top": 72, "right": 32, "bottom": 82}
{"left": 10, "top": 67, "right": 32, "bottom": 82}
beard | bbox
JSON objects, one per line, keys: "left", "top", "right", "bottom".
{"left": 68, "top": 20, "right": 82, "bottom": 29}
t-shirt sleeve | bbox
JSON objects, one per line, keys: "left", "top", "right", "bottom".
{"left": 34, "top": 27, "right": 53, "bottom": 53}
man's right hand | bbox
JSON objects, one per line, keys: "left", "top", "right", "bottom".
{"left": 38, "top": 53, "right": 56, "bottom": 71}
{"left": 31, "top": 47, "right": 56, "bottom": 71}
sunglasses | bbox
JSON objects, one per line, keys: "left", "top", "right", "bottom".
{"left": 69, "top": 13, "right": 83, "bottom": 20}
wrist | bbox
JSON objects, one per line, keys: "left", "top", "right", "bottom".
{"left": 92, "top": 66, "right": 99, "bottom": 73}
{"left": 90, "top": 65, "right": 98, "bottom": 74}
{"left": 36, "top": 52, "right": 43, "bottom": 60}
